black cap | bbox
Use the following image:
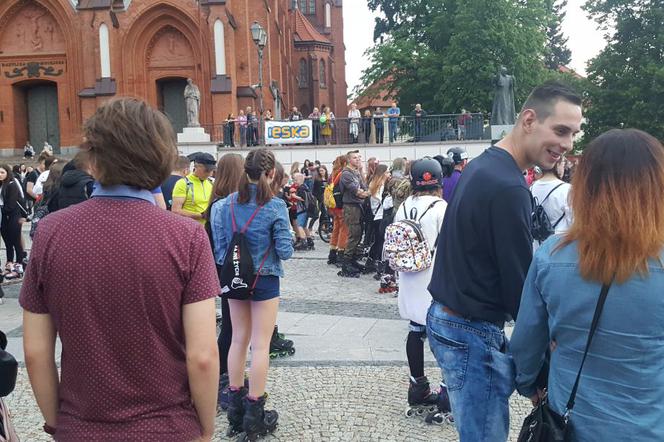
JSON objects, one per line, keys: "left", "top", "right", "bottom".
{"left": 188, "top": 152, "right": 216, "bottom": 166}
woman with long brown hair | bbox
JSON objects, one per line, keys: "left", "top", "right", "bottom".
{"left": 210, "top": 149, "right": 293, "bottom": 440}
{"left": 511, "top": 129, "right": 664, "bottom": 441}
{"left": 206, "top": 153, "right": 244, "bottom": 412}
{"left": 327, "top": 155, "right": 349, "bottom": 265}
{"left": 366, "top": 164, "right": 390, "bottom": 270}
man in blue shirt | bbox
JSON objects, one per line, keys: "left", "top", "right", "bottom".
{"left": 427, "top": 82, "right": 583, "bottom": 442}
{"left": 442, "top": 147, "right": 468, "bottom": 203}
{"left": 386, "top": 101, "right": 400, "bottom": 143}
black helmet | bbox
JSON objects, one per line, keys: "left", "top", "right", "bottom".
{"left": 410, "top": 157, "right": 443, "bottom": 191}
{"left": 433, "top": 155, "right": 455, "bottom": 178}
{"left": 447, "top": 147, "right": 468, "bottom": 165}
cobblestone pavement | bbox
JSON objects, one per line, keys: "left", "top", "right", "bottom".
{"left": 3, "top": 238, "right": 532, "bottom": 441}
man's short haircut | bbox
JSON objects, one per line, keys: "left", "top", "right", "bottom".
{"left": 175, "top": 155, "right": 191, "bottom": 172}
{"left": 346, "top": 150, "right": 360, "bottom": 161}
{"left": 83, "top": 98, "right": 176, "bottom": 189}
{"left": 520, "top": 81, "right": 582, "bottom": 121}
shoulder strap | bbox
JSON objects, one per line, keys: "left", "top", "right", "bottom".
{"left": 230, "top": 195, "right": 263, "bottom": 234}
{"left": 564, "top": 280, "right": 613, "bottom": 420}
{"left": 551, "top": 212, "right": 566, "bottom": 229}
{"left": 540, "top": 183, "right": 565, "bottom": 206}
{"left": 417, "top": 199, "right": 443, "bottom": 222}
{"left": 184, "top": 176, "right": 194, "bottom": 204}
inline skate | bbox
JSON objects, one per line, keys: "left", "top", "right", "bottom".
{"left": 338, "top": 258, "right": 361, "bottom": 278}
{"left": 425, "top": 383, "right": 455, "bottom": 425}
{"left": 404, "top": 376, "right": 439, "bottom": 418}
{"left": 238, "top": 394, "right": 279, "bottom": 441}
{"left": 269, "top": 325, "right": 295, "bottom": 359}
{"left": 378, "top": 273, "right": 398, "bottom": 294}
{"left": 226, "top": 386, "right": 248, "bottom": 437}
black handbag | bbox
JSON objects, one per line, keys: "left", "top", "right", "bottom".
{"left": 0, "top": 331, "right": 18, "bottom": 398}
{"left": 518, "top": 281, "right": 613, "bottom": 442}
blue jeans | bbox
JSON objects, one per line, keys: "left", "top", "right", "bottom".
{"left": 427, "top": 301, "right": 515, "bottom": 442}
{"left": 388, "top": 121, "right": 398, "bottom": 142}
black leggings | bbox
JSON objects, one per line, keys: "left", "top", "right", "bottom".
{"left": 1, "top": 213, "right": 23, "bottom": 263}
{"left": 217, "top": 296, "right": 232, "bottom": 376}
{"left": 368, "top": 219, "right": 383, "bottom": 261}
{"left": 406, "top": 321, "right": 426, "bottom": 379}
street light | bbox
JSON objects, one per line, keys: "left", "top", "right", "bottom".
{"left": 250, "top": 21, "right": 267, "bottom": 145}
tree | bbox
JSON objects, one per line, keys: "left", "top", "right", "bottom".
{"left": 544, "top": 0, "right": 572, "bottom": 69}
{"left": 358, "top": 0, "right": 555, "bottom": 115}
{"left": 582, "top": 0, "right": 664, "bottom": 141}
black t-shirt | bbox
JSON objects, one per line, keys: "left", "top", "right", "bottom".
{"left": 25, "top": 170, "right": 39, "bottom": 200}
{"left": 428, "top": 147, "right": 533, "bottom": 324}
{"left": 161, "top": 174, "right": 183, "bottom": 210}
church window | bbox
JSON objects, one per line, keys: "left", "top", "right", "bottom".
{"left": 319, "top": 59, "right": 326, "bottom": 88}
{"left": 325, "top": 3, "right": 331, "bottom": 27}
{"left": 298, "top": 59, "right": 308, "bottom": 88}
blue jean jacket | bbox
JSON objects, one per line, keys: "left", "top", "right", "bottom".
{"left": 209, "top": 185, "right": 293, "bottom": 277}
{"left": 511, "top": 237, "right": 664, "bottom": 441}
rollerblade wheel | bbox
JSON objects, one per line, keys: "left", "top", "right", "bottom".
{"left": 287, "top": 347, "right": 296, "bottom": 356}
{"left": 269, "top": 353, "right": 277, "bottom": 360}
{"left": 404, "top": 407, "right": 416, "bottom": 418}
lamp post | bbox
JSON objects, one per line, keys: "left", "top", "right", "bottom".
{"left": 250, "top": 21, "right": 267, "bottom": 145}
{"left": 250, "top": 21, "right": 267, "bottom": 113}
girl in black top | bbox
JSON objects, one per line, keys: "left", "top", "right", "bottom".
{"left": 0, "top": 165, "right": 25, "bottom": 279}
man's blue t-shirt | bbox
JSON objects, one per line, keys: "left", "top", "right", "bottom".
{"left": 387, "top": 107, "right": 400, "bottom": 121}
{"left": 442, "top": 170, "right": 462, "bottom": 203}
{"left": 162, "top": 174, "right": 184, "bottom": 210}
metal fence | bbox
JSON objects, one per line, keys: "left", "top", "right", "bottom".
{"left": 201, "top": 113, "right": 489, "bottom": 147}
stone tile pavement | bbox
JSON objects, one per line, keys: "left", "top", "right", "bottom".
{"left": 1, "top": 238, "right": 532, "bottom": 441}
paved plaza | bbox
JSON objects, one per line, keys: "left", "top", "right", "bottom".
{"left": 1, "top": 239, "right": 531, "bottom": 441}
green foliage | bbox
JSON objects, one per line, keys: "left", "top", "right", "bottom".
{"left": 582, "top": 0, "right": 664, "bottom": 142}
{"left": 544, "top": 0, "right": 572, "bottom": 69}
{"left": 358, "top": 0, "right": 562, "bottom": 115}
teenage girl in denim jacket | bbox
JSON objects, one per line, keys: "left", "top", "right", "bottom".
{"left": 209, "top": 149, "right": 293, "bottom": 438}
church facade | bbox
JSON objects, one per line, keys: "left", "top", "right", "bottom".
{"left": 0, "top": 0, "right": 347, "bottom": 153}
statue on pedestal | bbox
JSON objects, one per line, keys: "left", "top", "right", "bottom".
{"left": 184, "top": 78, "right": 201, "bottom": 127}
{"left": 491, "top": 66, "right": 516, "bottom": 125}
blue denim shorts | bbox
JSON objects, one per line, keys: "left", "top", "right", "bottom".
{"left": 296, "top": 211, "right": 308, "bottom": 228}
{"left": 251, "top": 275, "right": 280, "bottom": 301}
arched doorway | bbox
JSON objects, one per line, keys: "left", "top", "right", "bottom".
{"left": 157, "top": 78, "right": 187, "bottom": 134}
{"left": 13, "top": 81, "right": 60, "bottom": 154}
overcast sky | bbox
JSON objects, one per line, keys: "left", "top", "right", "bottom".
{"left": 342, "top": 1, "right": 607, "bottom": 93}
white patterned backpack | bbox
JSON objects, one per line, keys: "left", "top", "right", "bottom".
{"left": 383, "top": 200, "right": 443, "bottom": 273}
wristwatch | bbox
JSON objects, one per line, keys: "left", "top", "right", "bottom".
{"left": 43, "top": 423, "right": 56, "bottom": 435}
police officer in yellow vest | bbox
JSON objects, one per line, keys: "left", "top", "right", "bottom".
{"left": 171, "top": 152, "right": 216, "bottom": 225}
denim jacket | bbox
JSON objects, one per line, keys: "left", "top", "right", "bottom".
{"left": 510, "top": 237, "right": 664, "bottom": 441}
{"left": 209, "top": 185, "right": 293, "bottom": 277}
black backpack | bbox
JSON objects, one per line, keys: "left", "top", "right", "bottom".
{"left": 531, "top": 183, "right": 565, "bottom": 244}
{"left": 218, "top": 197, "right": 270, "bottom": 300}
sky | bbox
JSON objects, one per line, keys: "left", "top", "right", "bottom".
{"left": 342, "top": 0, "right": 608, "bottom": 94}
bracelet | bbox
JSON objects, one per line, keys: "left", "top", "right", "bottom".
{"left": 43, "top": 423, "right": 56, "bottom": 435}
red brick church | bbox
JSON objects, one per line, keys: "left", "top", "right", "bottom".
{"left": 0, "top": 0, "right": 348, "bottom": 153}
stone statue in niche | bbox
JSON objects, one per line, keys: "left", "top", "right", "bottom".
{"left": 168, "top": 32, "right": 176, "bottom": 54}
{"left": 32, "top": 31, "right": 43, "bottom": 51}
{"left": 184, "top": 78, "right": 201, "bottom": 127}
{"left": 0, "top": 4, "right": 64, "bottom": 54}
{"left": 45, "top": 22, "right": 54, "bottom": 43}
{"left": 16, "top": 28, "right": 25, "bottom": 45}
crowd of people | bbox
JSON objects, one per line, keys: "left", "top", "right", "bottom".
{"left": 218, "top": 102, "right": 477, "bottom": 147}
{"left": 4, "top": 79, "right": 664, "bottom": 442}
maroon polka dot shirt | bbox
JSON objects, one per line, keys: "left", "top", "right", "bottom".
{"left": 20, "top": 198, "right": 220, "bottom": 441}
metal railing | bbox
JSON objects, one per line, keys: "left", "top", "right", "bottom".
{"left": 201, "top": 113, "right": 489, "bottom": 147}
